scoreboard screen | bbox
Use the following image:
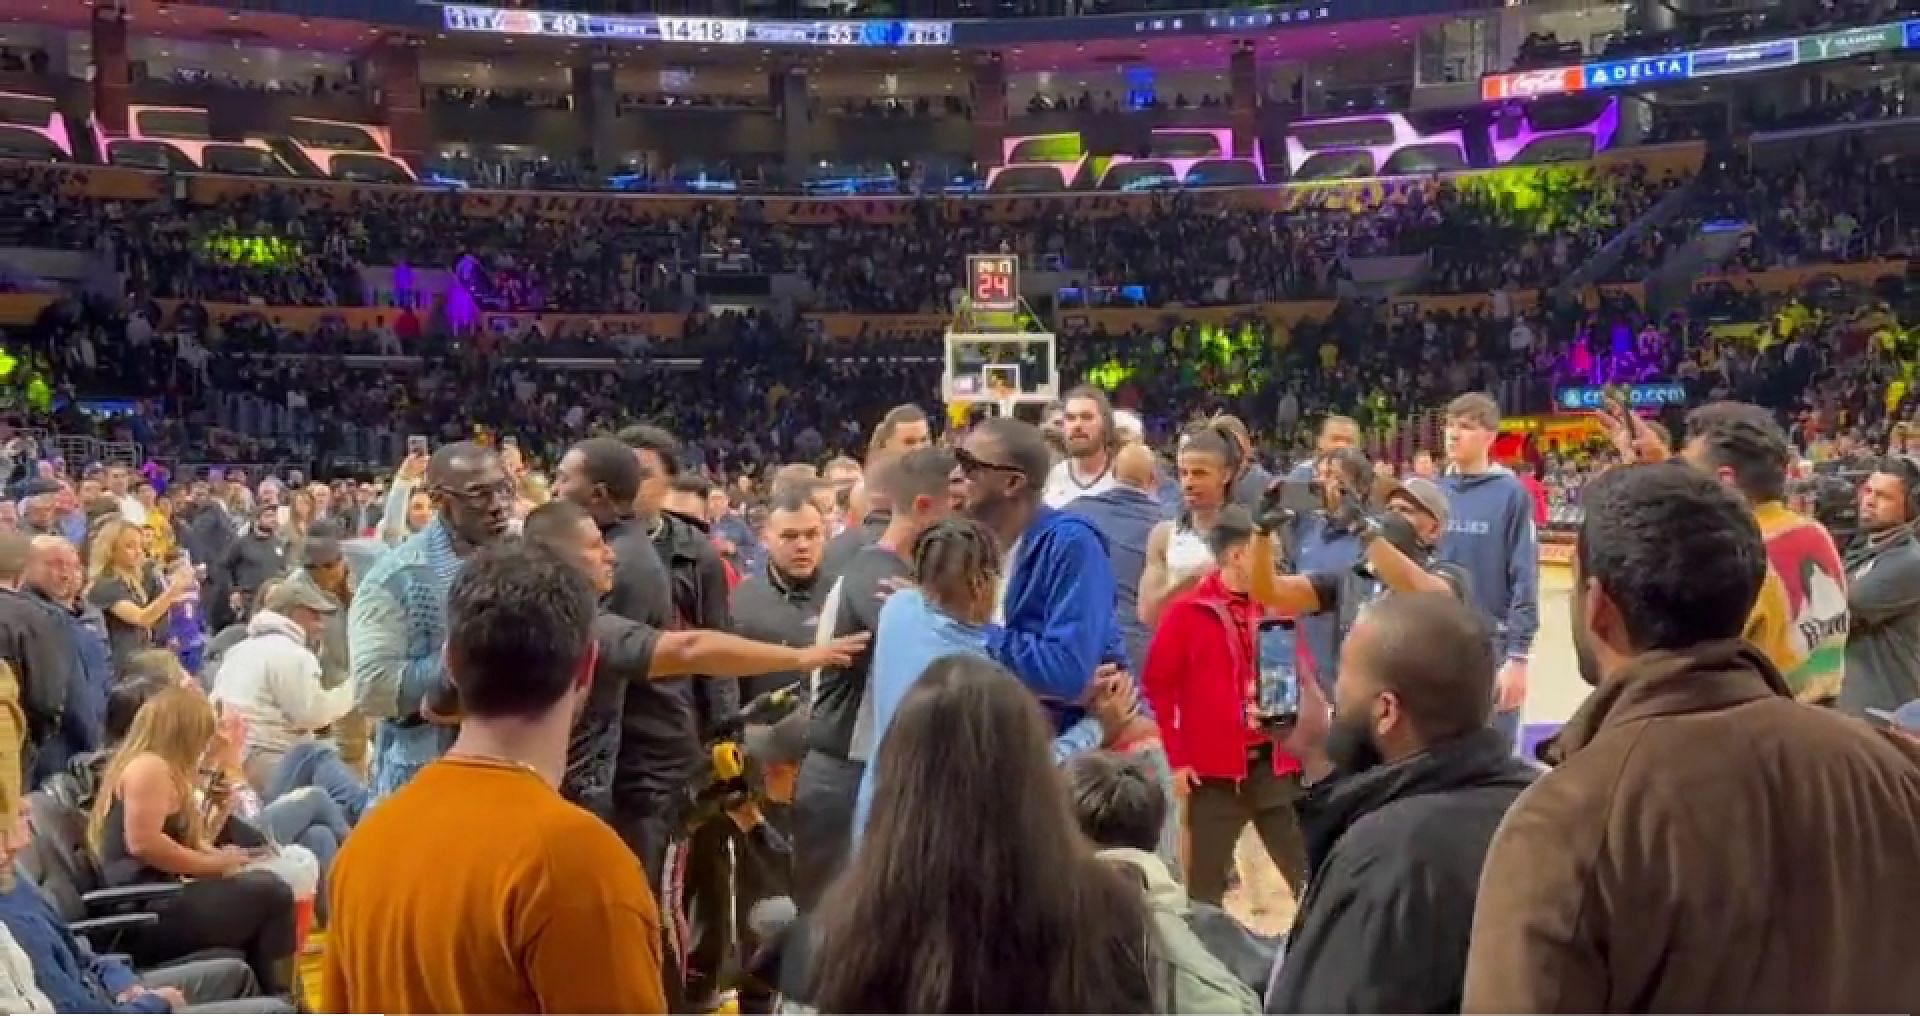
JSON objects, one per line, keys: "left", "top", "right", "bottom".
{"left": 968, "top": 254, "right": 1019, "bottom": 313}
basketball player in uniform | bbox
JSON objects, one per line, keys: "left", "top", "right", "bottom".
{"left": 1042, "top": 386, "right": 1118, "bottom": 508}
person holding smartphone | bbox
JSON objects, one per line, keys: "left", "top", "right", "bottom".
{"left": 1139, "top": 506, "right": 1308, "bottom": 907}
{"left": 1247, "top": 472, "right": 1471, "bottom": 667}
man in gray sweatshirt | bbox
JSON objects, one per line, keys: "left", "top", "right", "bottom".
{"left": 1840, "top": 457, "right": 1920, "bottom": 718}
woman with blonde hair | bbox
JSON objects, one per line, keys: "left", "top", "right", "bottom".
{"left": 85, "top": 519, "right": 194, "bottom": 667}
{"left": 282, "top": 487, "right": 315, "bottom": 564}
{"left": 89, "top": 687, "right": 298, "bottom": 996}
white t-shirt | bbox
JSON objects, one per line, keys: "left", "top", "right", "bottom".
{"left": 1043, "top": 457, "right": 1116, "bottom": 508}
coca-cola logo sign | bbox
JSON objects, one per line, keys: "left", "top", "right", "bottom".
{"left": 1479, "top": 67, "right": 1585, "bottom": 101}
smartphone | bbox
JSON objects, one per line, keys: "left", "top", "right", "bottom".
{"left": 407, "top": 435, "right": 429, "bottom": 456}
{"left": 1254, "top": 618, "right": 1302, "bottom": 727}
{"left": 1277, "top": 478, "right": 1322, "bottom": 518}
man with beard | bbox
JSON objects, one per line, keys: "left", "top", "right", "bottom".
{"left": 1261, "top": 592, "right": 1533, "bottom": 1012}
{"left": 1465, "top": 463, "right": 1920, "bottom": 1013}
{"left": 1042, "top": 386, "right": 1118, "bottom": 508}
{"left": 615, "top": 424, "right": 738, "bottom": 1012}
{"left": 209, "top": 503, "right": 286, "bottom": 633}
{"left": 793, "top": 446, "right": 956, "bottom": 910}
{"left": 1838, "top": 457, "right": 1920, "bottom": 718}
{"left": 349, "top": 441, "right": 513, "bottom": 800}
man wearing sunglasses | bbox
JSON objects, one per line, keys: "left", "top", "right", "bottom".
{"left": 349, "top": 441, "right": 515, "bottom": 800}
{"left": 955, "top": 419, "right": 1171, "bottom": 858}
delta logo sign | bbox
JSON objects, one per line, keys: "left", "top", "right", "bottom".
{"left": 1583, "top": 55, "right": 1690, "bottom": 89}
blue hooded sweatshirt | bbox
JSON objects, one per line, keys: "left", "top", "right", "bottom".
{"left": 1066, "top": 484, "right": 1169, "bottom": 675}
{"left": 1437, "top": 466, "right": 1540, "bottom": 661}
{"left": 987, "top": 505, "right": 1134, "bottom": 733}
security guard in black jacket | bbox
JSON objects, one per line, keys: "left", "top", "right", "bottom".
{"left": 619, "top": 425, "right": 740, "bottom": 1012}
{"left": 727, "top": 488, "right": 828, "bottom": 1014}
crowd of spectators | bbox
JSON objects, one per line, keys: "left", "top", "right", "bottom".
{"left": 1607, "top": 142, "right": 1913, "bottom": 283}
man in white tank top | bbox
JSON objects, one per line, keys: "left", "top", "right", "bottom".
{"left": 1043, "top": 387, "right": 1119, "bottom": 508}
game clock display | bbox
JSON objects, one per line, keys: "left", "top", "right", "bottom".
{"left": 968, "top": 255, "right": 1020, "bottom": 313}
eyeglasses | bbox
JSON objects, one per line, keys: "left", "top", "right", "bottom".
{"left": 954, "top": 447, "right": 1022, "bottom": 476}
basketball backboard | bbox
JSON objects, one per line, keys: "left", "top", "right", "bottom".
{"left": 942, "top": 330, "right": 1058, "bottom": 410}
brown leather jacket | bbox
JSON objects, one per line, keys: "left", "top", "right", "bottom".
{"left": 1464, "top": 639, "right": 1920, "bottom": 1013}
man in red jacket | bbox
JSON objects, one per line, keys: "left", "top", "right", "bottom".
{"left": 1142, "top": 506, "right": 1307, "bottom": 906}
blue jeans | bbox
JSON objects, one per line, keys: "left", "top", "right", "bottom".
{"left": 264, "top": 740, "right": 370, "bottom": 825}
{"left": 258, "top": 788, "right": 349, "bottom": 922}
{"left": 1491, "top": 707, "right": 1522, "bottom": 756}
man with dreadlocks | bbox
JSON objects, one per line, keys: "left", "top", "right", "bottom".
{"left": 848, "top": 517, "right": 1137, "bottom": 844}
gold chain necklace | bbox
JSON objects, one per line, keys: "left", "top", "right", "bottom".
{"left": 442, "top": 752, "right": 543, "bottom": 779}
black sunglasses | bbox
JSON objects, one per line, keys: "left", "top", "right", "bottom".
{"left": 954, "top": 447, "right": 1023, "bottom": 476}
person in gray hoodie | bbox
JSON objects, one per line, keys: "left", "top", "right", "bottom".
{"left": 1434, "top": 394, "right": 1538, "bottom": 750}
{"left": 1068, "top": 443, "right": 1172, "bottom": 674}
{"left": 1840, "top": 457, "right": 1920, "bottom": 718}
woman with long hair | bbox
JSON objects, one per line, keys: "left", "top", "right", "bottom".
{"left": 282, "top": 487, "right": 315, "bottom": 564}
{"left": 809, "top": 656, "right": 1159, "bottom": 1014}
{"left": 85, "top": 519, "right": 193, "bottom": 667}
{"left": 88, "top": 687, "right": 298, "bottom": 996}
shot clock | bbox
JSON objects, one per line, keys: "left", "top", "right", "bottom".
{"left": 967, "top": 254, "right": 1020, "bottom": 313}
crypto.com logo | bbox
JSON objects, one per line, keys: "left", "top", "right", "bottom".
{"left": 1479, "top": 66, "right": 1585, "bottom": 101}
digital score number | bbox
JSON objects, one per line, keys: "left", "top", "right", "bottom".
{"left": 968, "top": 254, "right": 1019, "bottom": 313}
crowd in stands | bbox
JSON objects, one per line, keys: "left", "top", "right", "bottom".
{"left": 0, "top": 108, "right": 1912, "bottom": 1016}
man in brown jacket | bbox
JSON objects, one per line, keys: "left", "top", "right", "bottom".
{"left": 1464, "top": 463, "right": 1920, "bottom": 1013}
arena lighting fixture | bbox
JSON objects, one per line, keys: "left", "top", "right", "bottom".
{"left": 986, "top": 131, "right": 1087, "bottom": 191}
{"left": 1097, "top": 128, "right": 1266, "bottom": 186}
{"left": 1282, "top": 113, "right": 1465, "bottom": 177}
{"left": 1487, "top": 96, "right": 1619, "bottom": 166}
{"left": 92, "top": 105, "right": 279, "bottom": 170}
{"left": 0, "top": 92, "right": 71, "bottom": 157}
{"left": 275, "top": 117, "right": 417, "bottom": 182}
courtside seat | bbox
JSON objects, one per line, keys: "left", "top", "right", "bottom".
{"left": 15, "top": 791, "right": 236, "bottom": 963}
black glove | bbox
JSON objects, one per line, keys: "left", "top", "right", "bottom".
{"left": 1330, "top": 482, "right": 1369, "bottom": 532}
{"left": 1355, "top": 510, "right": 1425, "bottom": 578}
{"left": 1256, "top": 481, "right": 1292, "bottom": 533}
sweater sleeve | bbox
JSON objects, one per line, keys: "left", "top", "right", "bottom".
{"left": 1502, "top": 483, "right": 1541, "bottom": 659}
{"left": 984, "top": 526, "right": 1115, "bottom": 702}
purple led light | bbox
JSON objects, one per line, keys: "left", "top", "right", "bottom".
{"left": 1101, "top": 127, "right": 1266, "bottom": 185}
{"left": 1488, "top": 97, "right": 1620, "bottom": 165}
{"left": 1284, "top": 113, "right": 1466, "bottom": 176}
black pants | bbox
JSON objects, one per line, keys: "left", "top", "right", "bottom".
{"left": 612, "top": 790, "right": 688, "bottom": 1009}
{"left": 790, "top": 750, "right": 862, "bottom": 912}
{"left": 125, "top": 871, "right": 297, "bottom": 998}
{"left": 733, "top": 803, "right": 790, "bottom": 1014}
{"left": 681, "top": 815, "right": 735, "bottom": 1009}
{"left": 1185, "top": 746, "right": 1309, "bottom": 908}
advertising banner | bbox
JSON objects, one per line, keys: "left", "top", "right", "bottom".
{"left": 1689, "top": 38, "right": 1798, "bottom": 77}
{"left": 1556, "top": 382, "right": 1687, "bottom": 412}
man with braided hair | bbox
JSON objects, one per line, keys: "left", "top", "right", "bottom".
{"left": 849, "top": 517, "right": 1134, "bottom": 843}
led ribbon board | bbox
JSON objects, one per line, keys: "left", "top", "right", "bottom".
{"left": 1480, "top": 17, "right": 1920, "bottom": 100}
{"left": 441, "top": 4, "right": 953, "bottom": 46}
